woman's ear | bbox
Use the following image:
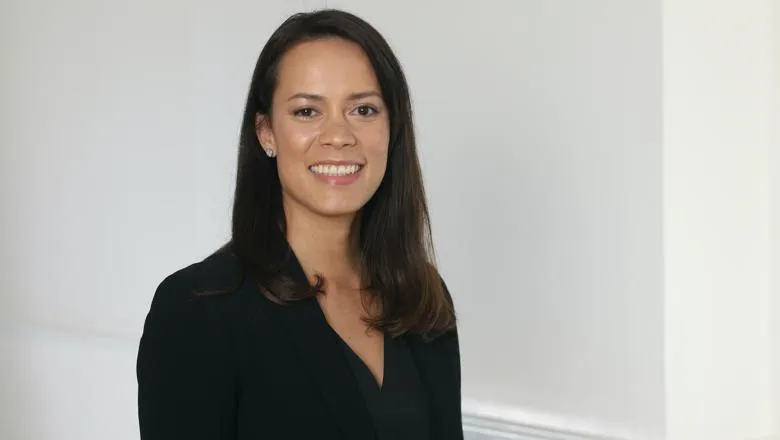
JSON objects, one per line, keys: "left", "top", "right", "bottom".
{"left": 255, "top": 113, "right": 276, "bottom": 153}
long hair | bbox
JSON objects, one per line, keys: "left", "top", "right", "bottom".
{"left": 217, "top": 9, "right": 454, "bottom": 337}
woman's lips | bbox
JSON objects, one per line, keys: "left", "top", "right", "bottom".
{"left": 308, "top": 163, "right": 364, "bottom": 186}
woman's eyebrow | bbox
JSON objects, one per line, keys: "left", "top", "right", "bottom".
{"left": 286, "top": 91, "right": 382, "bottom": 102}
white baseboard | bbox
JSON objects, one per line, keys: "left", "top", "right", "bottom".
{"left": 462, "top": 399, "right": 634, "bottom": 440}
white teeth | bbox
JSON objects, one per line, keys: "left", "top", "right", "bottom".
{"left": 309, "top": 164, "right": 362, "bottom": 176}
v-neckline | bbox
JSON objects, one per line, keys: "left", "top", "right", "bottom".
{"left": 339, "top": 331, "right": 387, "bottom": 390}
{"left": 254, "top": 236, "right": 464, "bottom": 439}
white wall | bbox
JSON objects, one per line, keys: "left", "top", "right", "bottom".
{"left": 772, "top": 0, "right": 780, "bottom": 435}
{"left": 663, "top": 1, "right": 777, "bottom": 439}
{"left": 0, "top": 323, "right": 139, "bottom": 440}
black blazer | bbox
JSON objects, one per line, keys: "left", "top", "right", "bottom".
{"left": 136, "top": 246, "right": 463, "bottom": 440}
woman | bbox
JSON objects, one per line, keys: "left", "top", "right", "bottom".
{"left": 136, "top": 8, "right": 462, "bottom": 440}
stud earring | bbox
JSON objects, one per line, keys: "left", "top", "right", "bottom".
{"left": 265, "top": 148, "right": 276, "bottom": 158}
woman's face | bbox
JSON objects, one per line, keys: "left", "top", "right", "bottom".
{"left": 257, "top": 37, "right": 390, "bottom": 221}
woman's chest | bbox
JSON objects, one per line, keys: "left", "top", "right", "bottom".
{"left": 227, "top": 295, "right": 460, "bottom": 440}
{"left": 233, "top": 333, "right": 347, "bottom": 439}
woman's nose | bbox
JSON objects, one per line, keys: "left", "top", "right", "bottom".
{"left": 319, "top": 117, "right": 357, "bottom": 149}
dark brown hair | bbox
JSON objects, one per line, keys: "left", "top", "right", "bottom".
{"left": 215, "top": 9, "right": 454, "bottom": 337}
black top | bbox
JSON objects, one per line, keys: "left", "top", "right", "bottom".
{"left": 341, "top": 333, "right": 431, "bottom": 440}
{"left": 136, "top": 245, "right": 464, "bottom": 440}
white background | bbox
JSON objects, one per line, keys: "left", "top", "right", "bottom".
{"left": 0, "top": 1, "right": 776, "bottom": 439}
{"left": 663, "top": 1, "right": 777, "bottom": 439}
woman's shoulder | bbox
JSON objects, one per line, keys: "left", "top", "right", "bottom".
{"left": 137, "top": 251, "right": 244, "bottom": 414}
{"left": 148, "top": 250, "right": 245, "bottom": 314}
{"left": 139, "top": 250, "right": 248, "bottom": 362}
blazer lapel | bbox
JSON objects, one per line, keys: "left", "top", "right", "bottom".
{"left": 265, "top": 246, "right": 376, "bottom": 440}
{"left": 407, "top": 330, "right": 464, "bottom": 440}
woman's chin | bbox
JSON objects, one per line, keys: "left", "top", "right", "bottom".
{"left": 311, "top": 204, "right": 363, "bottom": 219}
{"left": 305, "top": 191, "right": 373, "bottom": 219}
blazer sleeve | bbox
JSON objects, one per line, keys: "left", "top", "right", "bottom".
{"left": 136, "top": 273, "right": 238, "bottom": 440}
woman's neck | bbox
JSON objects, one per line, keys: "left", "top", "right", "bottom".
{"left": 284, "top": 205, "right": 361, "bottom": 288}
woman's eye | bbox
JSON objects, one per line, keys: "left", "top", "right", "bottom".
{"left": 355, "top": 105, "right": 378, "bottom": 117}
{"left": 294, "top": 108, "right": 317, "bottom": 118}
